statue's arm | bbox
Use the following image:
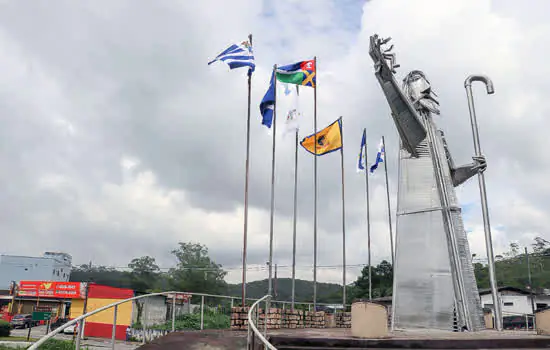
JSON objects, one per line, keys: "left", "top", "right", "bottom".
{"left": 440, "top": 131, "right": 487, "bottom": 187}
{"left": 369, "top": 35, "right": 427, "bottom": 156}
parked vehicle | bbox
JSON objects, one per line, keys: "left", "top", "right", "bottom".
{"left": 9, "top": 314, "right": 38, "bottom": 329}
{"left": 50, "top": 317, "right": 69, "bottom": 331}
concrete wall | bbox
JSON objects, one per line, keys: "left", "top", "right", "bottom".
{"left": 132, "top": 296, "right": 168, "bottom": 327}
{"left": 0, "top": 253, "right": 72, "bottom": 289}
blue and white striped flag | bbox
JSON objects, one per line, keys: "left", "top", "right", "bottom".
{"left": 369, "top": 138, "right": 385, "bottom": 174}
{"left": 208, "top": 40, "right": 255, "bottom": 76}
{"left": 357, "top": 130, "right": 367, "bottom": 172}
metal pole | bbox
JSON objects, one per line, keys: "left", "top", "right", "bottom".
{"left": 526, "top": 248, "right": 536, "bottom": 318}
{"left": 75, "top": 283, "right": 89, "bottom": 349}
{"left": 313, "top": 56, "right": 318, "bottom": 311}
{"left": 171, "top": 294, "right": 176, "bottom": 332}
{"left": 142, "top": 300, "right": 147, "bottom": 344}
{"left": 111, "top": 305, "right": 118, "bottom": 350}
{"left": 291, "top": 128, "right": 299, "bottom": 311}
{"left": 339, "top": 117, "right": 347, "bottom": 309}
{"left": 382, "top": 136, "right": 394, "bottom": 266}
{"left": 464, "top": 74, "right": 502, "bottom": 331}
{"left": 363, "top": 129, "right": 372, "bottom": 300}
{"left": 200, "top": 295, "right": 205, "bottom": 330}
{"left": 242, "top": 33, "right": 253, "bottom": 307}
{"left": 266, "top": 64, "right": 277, "bottom": 332}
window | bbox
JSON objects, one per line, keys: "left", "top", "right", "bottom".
{"left": 537, "top": 303, "right": 548, "bottom": 310}
{"left": 503, "top": 302, "right": 514, "bottom": 306}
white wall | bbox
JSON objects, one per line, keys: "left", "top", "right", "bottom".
{"left": 481, "top": 291, "right": 550, "bottom": 316}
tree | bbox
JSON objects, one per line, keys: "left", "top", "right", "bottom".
{"left": 169, "top": 242, "right": 227, "bottom": 294}
{"left": 352, "top": 260, "right": 393, "bottom": 299}
{"left": 128, "top": 256, "right": 160, "bottom": 292}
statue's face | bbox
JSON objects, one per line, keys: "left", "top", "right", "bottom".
{"left": 406, "top": 72, "right": 432, "bottom": 102}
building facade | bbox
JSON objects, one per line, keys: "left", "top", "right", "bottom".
{"left": 480, "top": 286, "right": 550, "bottom": 316}
{"left": 0, "top": 252, "right": 72, "bottom": 290}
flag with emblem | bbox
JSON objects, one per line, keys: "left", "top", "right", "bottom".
{"left": 208, "top": 39, "right": 255, "bottom": 76}
{"left": 300, "top": 118, "right": 342, "bottom": 156}
{"left": 276, "top": 60, "right": 316, "bottom": 88}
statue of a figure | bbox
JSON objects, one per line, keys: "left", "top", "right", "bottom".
{"left": 369, "top": 35, "right": 486, "bottom": 331}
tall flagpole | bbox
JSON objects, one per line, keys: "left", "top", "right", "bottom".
{"left": 312, "top": 56, "right": 318, "bottom": 311}
{"left": 241, "top": 33, "right": 253, "bottom": 307}
{"left": 382, "top": 136, "right": 394, "bottom": 266}
{"left": 339, "top": 117, "right": 347, "bottom": 309}
{"left": 267, "top": 64, "right": 277, "bottom": 326}
{"left": 363, "top": 128, "right": 372, "bottom": 300}
{"left": 291, "top": 115, "right": 299, "bottom": 310}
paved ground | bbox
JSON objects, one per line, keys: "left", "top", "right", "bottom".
{"left": 9, "top": 325, "right": 140, "bottom": 349}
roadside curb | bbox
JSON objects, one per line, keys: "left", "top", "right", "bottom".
{"left": 0, "top": 341, "right": 33, "bottom": 348}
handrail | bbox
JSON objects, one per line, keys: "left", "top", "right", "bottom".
{"left": 248, "top": 295, "right": 277, "bottom": 350}
{"left": 28, "top": 289, "right": 327, "bottom": 349}
{"left": 28, "top": 290, "right": 180, "bottom": 349}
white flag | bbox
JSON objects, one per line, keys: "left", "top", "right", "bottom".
{"left": 283, "top": 86, "right": 301, "bottom": 137}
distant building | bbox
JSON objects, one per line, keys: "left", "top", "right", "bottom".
{"left": 479, "top": 286, "right": 550, "bottom": 316}
{"left": 0, "top": 252, "right": 73, "bottom": 290}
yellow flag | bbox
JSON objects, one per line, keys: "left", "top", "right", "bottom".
{"left": 300, "top": 118, "right": 342, "bottom": 155}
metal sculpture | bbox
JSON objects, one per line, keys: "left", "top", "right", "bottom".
{"left": 368, "top": 34, "right": 488, "bottom": 331}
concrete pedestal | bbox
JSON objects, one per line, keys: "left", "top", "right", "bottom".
{"left": 535, "top": 308, "right": 550, "bottom": 335}
{"left": 351, "top": 301, "right": 388, "bottom": 338}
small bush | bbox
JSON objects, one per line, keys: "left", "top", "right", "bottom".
{"left": 0, "top": 320, "right": 10, "bottom": 337}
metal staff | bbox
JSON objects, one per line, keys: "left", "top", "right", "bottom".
{"left": 362, "top": 129, "right": 372, "bottom": 300}
{"left": 313, "top": 56, "right": 318, "bottom": 311}
{"left": 464, "top": 74, "right": 502, "bottom": 331}
{"left": 339, "top": 117, "right": 347, "bottom": 309}
{"left": 382, "top": 136, "right": 394, "bottom": 266}
{"left": 265, "top": 64, "right": 278, "bottom": 336}
{"left": 291, "top": 87, "right": 300, "bottom": 310}
{"left": 241, "top": 33, "right": 253, "bottom": 306}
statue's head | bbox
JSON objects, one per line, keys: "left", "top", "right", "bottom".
{"left": 402, "top": 70, "right": 440, "bottom": 115}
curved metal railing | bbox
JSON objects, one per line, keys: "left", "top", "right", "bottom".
{"left": 247, "top": 295, "right": 277, "bottom": 350}
{"left": 28, "top": 290, "right": 180, "bottom": 349}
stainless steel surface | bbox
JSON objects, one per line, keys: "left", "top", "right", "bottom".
{"left": 339, "top": 117, "right": 347, "bottom": 309}
{"left": 464, "top": 74, "right": 501, "bottom": 331}
{"left": 111, "top": 305, "right": 117, "bottom": 350}
{"left": 369, "top": 34, "right": 484, "bottom": 331}
{"left": 291, "top": 129, "right": 299, "bottom": 310}
{"left": 313, "top": 56, "right": 318, "bottom": 311}
{"left": 363, "top": 129, "right": 372, "bottom": 301}
{"left": 247, "top": 295, "right": 277, "bottom": 350}
{"left": 382, "top": 136, "right": 395, "bottom": 267}
{"left": 266, "top": 64, "right": 278, "bottom": 337}
{"left": 241, "top": 33, "right": 253, "bottom": 307}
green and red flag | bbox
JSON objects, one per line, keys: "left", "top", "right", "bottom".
{"left": 276, "top": 60, "right": 316, "bottom": 88}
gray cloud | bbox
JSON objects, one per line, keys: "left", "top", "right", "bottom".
{"left": 0, "top": 0, "right": 549, "bottom": 286}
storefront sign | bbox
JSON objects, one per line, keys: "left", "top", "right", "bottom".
{"left": 166, "top": 293, "right": 192, "bottom": 302}
{"left": 18, "top": 281, "right": 87, "bottom": 299}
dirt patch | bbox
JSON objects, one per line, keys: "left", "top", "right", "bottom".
{"left": 136, "top": 330, "right": 248, "bottom": 350}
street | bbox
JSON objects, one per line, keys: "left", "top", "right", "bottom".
{"left": 9, "top": 325, "right": 140, "bottom": 349}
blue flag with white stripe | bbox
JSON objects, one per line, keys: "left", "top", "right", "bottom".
{"left": 370, "top": 138, "right": 385, "bottom": 174}
{"left": 208, "top": 40, "right": 255, "bottom": 76}
{"left": 357, "top": 130, "right": 367, "bottom": 172}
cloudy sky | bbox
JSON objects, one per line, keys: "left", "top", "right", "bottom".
{"left": 1, "top": 0, "right": 548, "bottom": 285}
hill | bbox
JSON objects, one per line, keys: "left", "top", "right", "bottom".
{"left": 226, "top": 278, "right": 343, "bottom": 304}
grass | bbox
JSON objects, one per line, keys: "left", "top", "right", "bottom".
{"left": 0, "top": 338, "right": 88, "bottom": 349}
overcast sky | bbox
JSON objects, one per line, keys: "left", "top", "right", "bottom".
{"left": 1, "top": 0, "right": 549, "bottom": 285}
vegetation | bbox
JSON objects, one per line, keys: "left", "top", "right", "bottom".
{"left": 69, "top": 237, "right": 550, "bottom": 305}
{"left": 132, "top": 310, "right": 230, "bottom": 331}
{"left": 0, "top": 320, "right": 10, "bottom": 337}
{"left": 0, "top": 339, "right": 88, "bottom": 349}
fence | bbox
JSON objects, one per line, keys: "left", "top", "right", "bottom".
{"left": 28, "top": 291, "right": 340, "bottom": 349}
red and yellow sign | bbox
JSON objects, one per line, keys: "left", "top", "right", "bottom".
{"left": 18, "top": 281, "right": 87, "bottom": 299}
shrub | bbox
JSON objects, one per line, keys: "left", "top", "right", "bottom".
{"left": 0, "top": 320, "right": 10, "bottom": 337}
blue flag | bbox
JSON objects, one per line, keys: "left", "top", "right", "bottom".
{"left": 357, "top": 130, "right": 366, "bottom": 172}
{"left": 260, "top": 71, "right": 275, "bottom": 128}
{"left": 208, "top": 40, "right": 255, "bottom": 76}
{"left": 370, "top": 138, "right": 385, "bottom": 174}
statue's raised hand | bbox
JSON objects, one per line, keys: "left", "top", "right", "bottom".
{"left": 472, "top": 155, "right": 487, "bottom": 174}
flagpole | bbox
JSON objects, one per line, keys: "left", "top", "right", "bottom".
{"left": 382, "top": 136, "right": 394, "bottom": 266}
{"left": 291, "top": 127, "right": 299, "bottom": 310}
{"left": 363, "top": 128, "right": 372, "bottom": 300}
{"left": 267, "top": 64, "right": 277, "bottom": 326}
{"left": 241, "top": 33, "right": 253, "bottom": 307}
{"left": 313, "top": 56, "right": 318, "bottom": 311}
{"left": 339, "top": 117, "right": 347, "bottom": 310}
